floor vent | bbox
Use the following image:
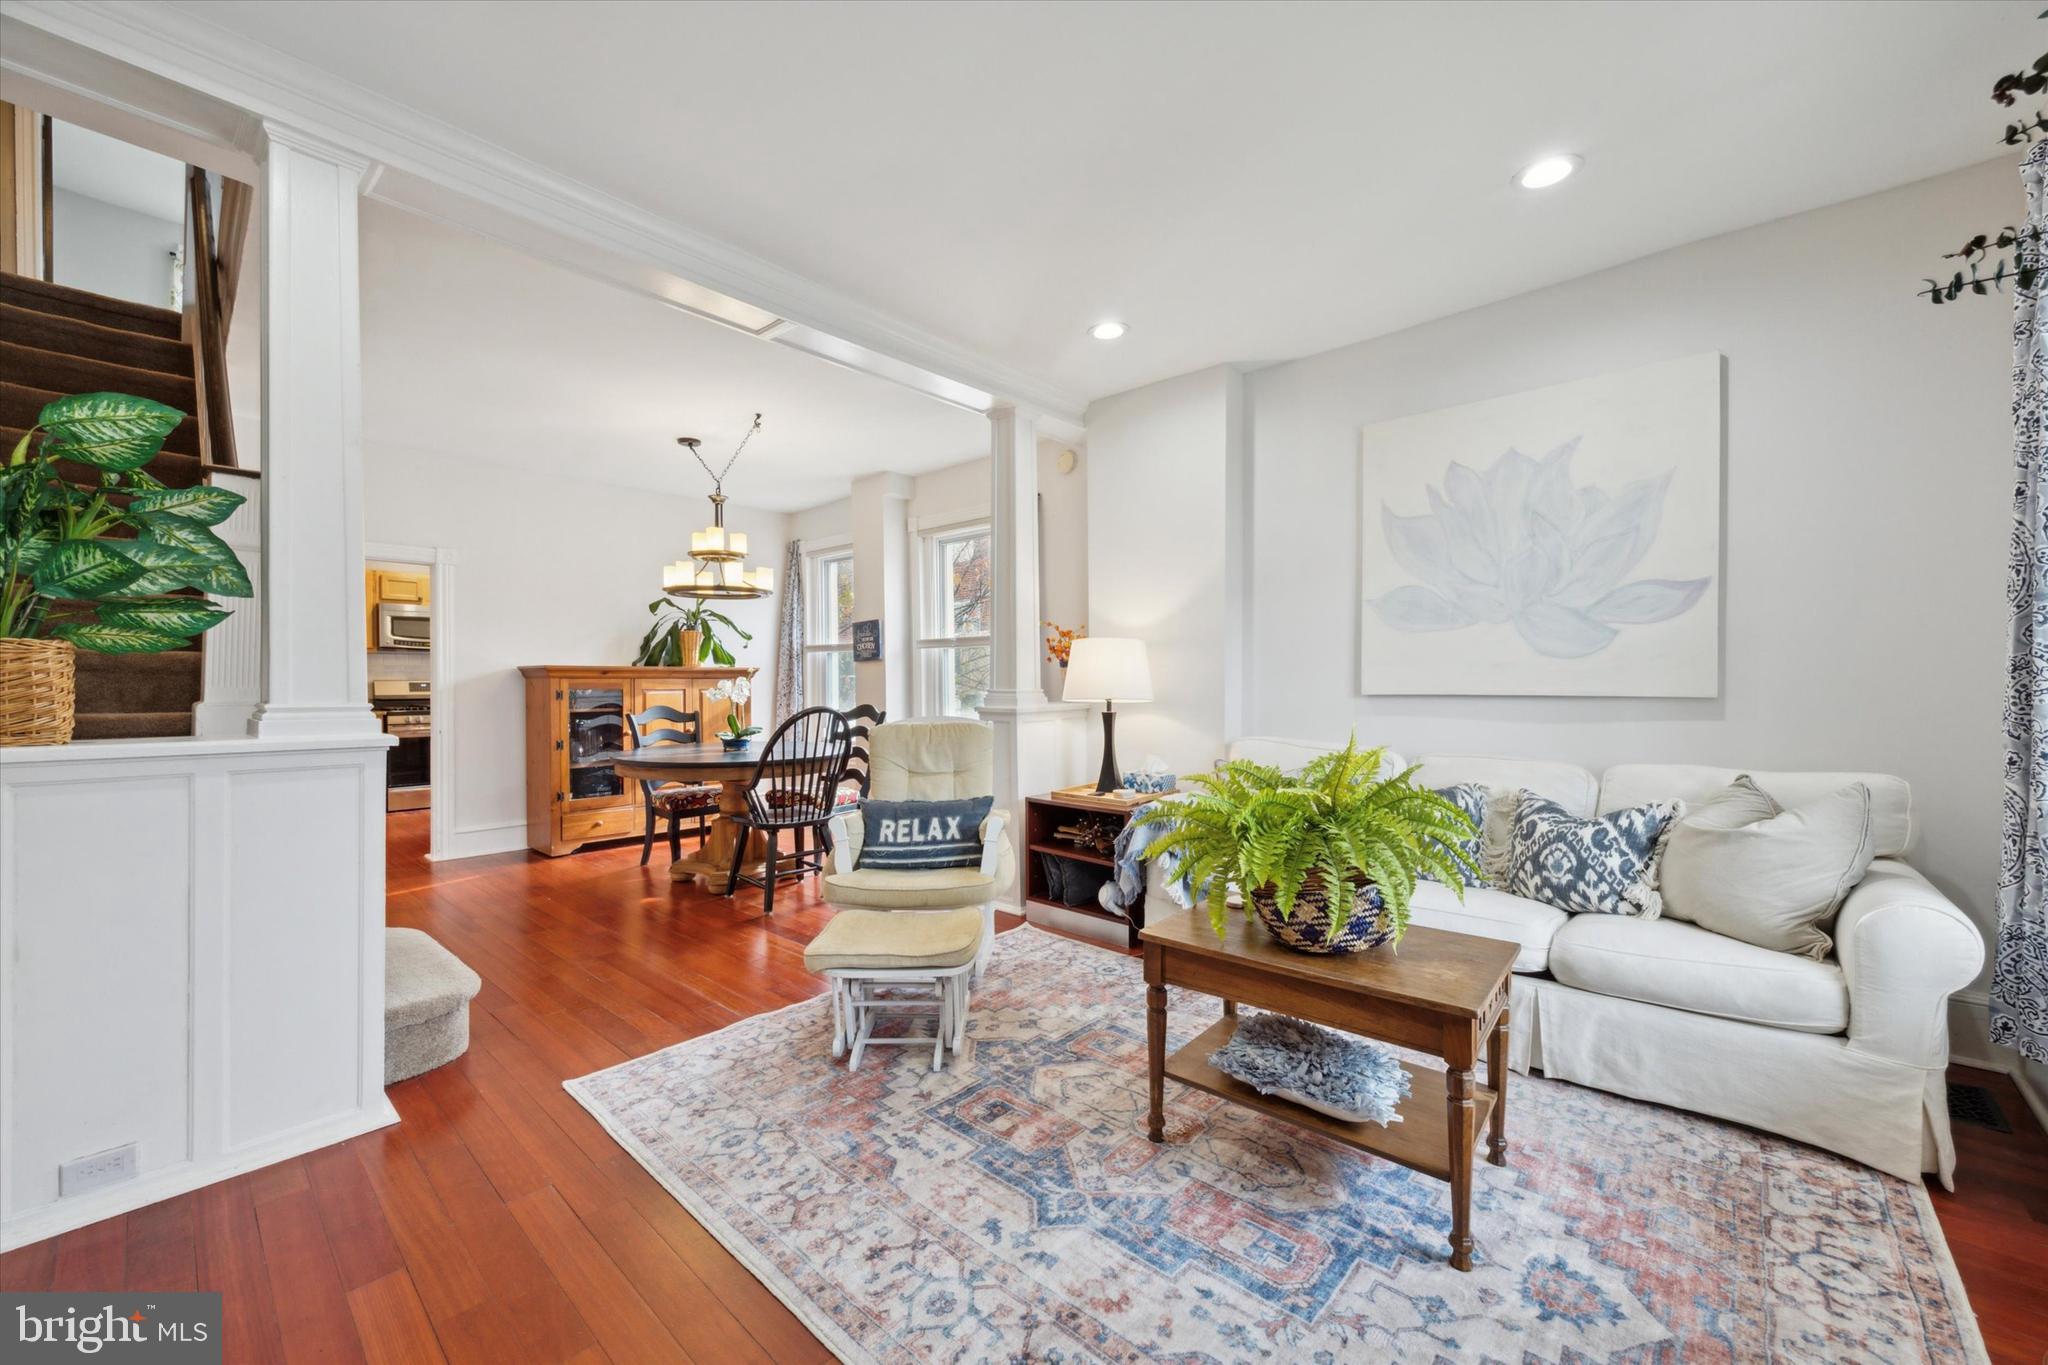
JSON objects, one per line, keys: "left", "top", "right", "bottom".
{"left": 1946, "top": 1082, "right": 2013, "bottom": 1133}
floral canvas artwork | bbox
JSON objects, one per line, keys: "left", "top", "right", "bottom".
{"left": 1360, "top": 353, "right": 1723, "bottom": 696}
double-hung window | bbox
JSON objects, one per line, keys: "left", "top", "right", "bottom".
{"left": 916, "top": 521, "right": 992, "bottom": 718}
{"left": 804, "top": 547, "right": 857, "bottom": 710}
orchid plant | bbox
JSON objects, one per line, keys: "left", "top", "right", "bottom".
{"left": 707, "top": 676, "right": 759, "bottom": 741}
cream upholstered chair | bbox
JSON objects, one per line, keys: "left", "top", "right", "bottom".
{"left": 823, "top": 719, "right": 1016, "bottom": 980}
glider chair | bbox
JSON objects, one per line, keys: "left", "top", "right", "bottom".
{"left": 823, "top": 719, "right": 1016, "bottom": 983}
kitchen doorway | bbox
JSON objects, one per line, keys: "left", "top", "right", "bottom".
{"left": 365, "top": 541, "right": 456, "bottom": 862}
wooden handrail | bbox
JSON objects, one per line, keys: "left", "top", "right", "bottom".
{"left": 215, "top": 176, "right": 252, "bottom": 321}
{"left": 186, "top": 165, "right": 238, "bottom": 470}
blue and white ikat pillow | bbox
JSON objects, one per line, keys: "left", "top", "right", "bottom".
{"left": 1505, "top": 792, "right": 1682, "bottom": 918}
{"left": 856, "top": 796, "right": 995, "bottom": 872}
{"left": 1419, "top": 783, "right": 1488, "bottom": 887}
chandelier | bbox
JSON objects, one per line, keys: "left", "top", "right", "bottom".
{"left": 662, "top": 413, "right": 775, "bottom": 600}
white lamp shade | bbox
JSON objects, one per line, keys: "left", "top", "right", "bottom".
{"left": 1062, "top": 637, "right": 1152, "bottom": 704}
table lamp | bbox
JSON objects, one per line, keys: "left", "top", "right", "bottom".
{"left": 1062, "top": 637, "right": 1153, "bottom": 793}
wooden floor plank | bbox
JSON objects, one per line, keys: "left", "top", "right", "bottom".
{"left": 5, "top": 810, "right": 2040, "bottom": 1365}
{"left": 345, "top": 1270, "right": 448, "bottom": 1365}
{"left": 253, "top": 1187, "right": 368, "bottom": 1365}
{"left": 506, "top": 1186, "right": 695, "bottom": 1365}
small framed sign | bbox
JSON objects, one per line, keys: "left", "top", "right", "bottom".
{"left": 852, "top": 618, "right": 882, "bottom": 662}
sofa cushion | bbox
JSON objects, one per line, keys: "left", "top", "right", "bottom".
{"left": 1408, "top": 882, "right": 1566, "bottom": 974}
{"left": 803, "top": 907, "right": 984, "bottom": 972}
{"left": 1659, "top": 776, "right": 1876, "bottom": 959}
{"left": 822, "top": 865, "right": 996, "bottom": 910}
{"left": 1549, "top": 914, "right": 1848, "bottom": 1034}
{"left": 1225, "top": 737, "right": 1405, "bottom": 775}
{"left": 1599, "top": 763, "right": 1912, "bottom": 858}
{"left": 1416, "top": 755, "right": 1600, "bottom": 816}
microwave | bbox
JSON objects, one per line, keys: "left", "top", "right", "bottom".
{"left": 376, "top": 602, "right": 432, "bottom": 650}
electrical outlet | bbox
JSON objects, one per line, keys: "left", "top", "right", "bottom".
{"left": 60, "top": 1142, "right": 139, "bottom": 1197}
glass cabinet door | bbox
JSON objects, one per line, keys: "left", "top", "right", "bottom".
{"left": 564, "top": 684, "right": 626, "bottom": 803}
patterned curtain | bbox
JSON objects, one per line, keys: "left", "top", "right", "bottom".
{"left": 1992, "top": 139, "right": 2048, "bottom": 1066}
{"left": 774, "top": 539, "right": 806, "bottom": 724}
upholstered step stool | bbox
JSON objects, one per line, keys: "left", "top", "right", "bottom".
{"left": 385, "top": 928, "right": 482, "bottom": 1084}
{"left": 802, "top": 908, "right": 985, "bottom": 1072}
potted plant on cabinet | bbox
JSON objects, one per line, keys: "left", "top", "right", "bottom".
{"left": 1, "top": 394, "right": 252, "bottom": 745}
{"left": 634, "top": 595, "right": 753, "bottom": 667}
{"left": 1138, "top": 737, "right": 1479, "bottom": 954}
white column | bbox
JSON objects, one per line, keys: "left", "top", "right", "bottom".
{"left": 849, "top": 472, "right": 914, "bottom": 716}
{"left": 977, "top": 403, "right": 1086, "bottom": 913}
{"left": 984, "top": 403, "right": 1047, "bottom": 709}
{"left": 250, "top": 122, "right": 378, "bottom": 739}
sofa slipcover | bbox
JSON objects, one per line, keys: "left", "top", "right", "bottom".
{"left": 1409, "top": 883, "right": 1566, "bottom": 974}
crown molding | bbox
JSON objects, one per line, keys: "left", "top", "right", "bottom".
{"left": 0, "top": 0, "right": 1087, "bottom": 427}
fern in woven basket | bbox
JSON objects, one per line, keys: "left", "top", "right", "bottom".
{"left": 1139, "top": 737, "right": 1481, "bottom": 946}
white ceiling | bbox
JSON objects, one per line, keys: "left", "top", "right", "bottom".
{"left": 172, "top": 1, "right": 2033, "bottom": 405}
{"left": 50, "top": 117, "right": 183, "bottom": 222}
{"left": 358, "top": 200, "right": 989, "bottom": 511}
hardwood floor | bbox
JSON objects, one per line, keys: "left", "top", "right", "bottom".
{"left": 3, "top": 811, "right": 2044, "bottom": 1363}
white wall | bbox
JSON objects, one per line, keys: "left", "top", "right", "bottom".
{"left": 363, "top": 442, "right": 786, "bottom": 856}
{"left": 1084, "top": 365, "right": 1247, "bottom": 777}
{"left": 50, "top": 187, "right": 180, "bottom": 308}
{"left": 1223, "top": 158, "right": 2009, "bottom": 962}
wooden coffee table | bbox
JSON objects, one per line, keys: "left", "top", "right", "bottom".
{"left": 1141, "top": 908, "right": 1518, "bottom": 1271}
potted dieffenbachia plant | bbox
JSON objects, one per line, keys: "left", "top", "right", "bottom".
{"left": 1138, "top": 737, "right": 1479, "bottom": 954}
{"left": 1, "top": 393, "right": 251, "bottom": 744}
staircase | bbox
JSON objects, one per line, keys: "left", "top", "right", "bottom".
{"left": 2, "top": 271, "right": 209, "bottom": 739}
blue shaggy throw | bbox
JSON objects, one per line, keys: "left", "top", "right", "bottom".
{"left": 1208, "top": 1012, "right": 1412, "bottom": 1126}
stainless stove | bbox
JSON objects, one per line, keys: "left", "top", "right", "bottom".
{"left": 370, "top": 679, "right": 431, "bottom": 811}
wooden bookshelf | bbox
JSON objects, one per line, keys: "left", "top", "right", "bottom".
{"left": 1023, "top": 789, "right": 1174, "bottom": 949}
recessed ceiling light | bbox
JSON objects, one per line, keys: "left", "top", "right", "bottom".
{"left": 1515, "top": 154, "right": 1581, "bottom": 190}
{"left": 1088, "top": 320, "right": 1128, "bottom": 341}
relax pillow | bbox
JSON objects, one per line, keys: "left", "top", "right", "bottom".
{"left": 856, "top": 796, "right": 993, "bottom": 871}
{"left": 1658, "top": 775, "right": 1874, "bottom": 959}
{"left": 1419, "top": 783, "right": 1488, "bottom": 887}
{"left": 1506, "top": 792, "right": 1681, "bottom": 918}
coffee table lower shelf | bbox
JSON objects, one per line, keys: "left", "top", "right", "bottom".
{"left": 1164, "top": 1017, "right": 1497, "bottom": 1182}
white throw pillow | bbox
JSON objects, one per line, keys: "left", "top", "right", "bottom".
{"left": 1659, "top": 775, "right": 1875, "bottom": 959}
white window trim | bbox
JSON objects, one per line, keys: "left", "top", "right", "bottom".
{"left": 913, "top": 519, "right": 992, "bottom": 718}
{"left": 803, "top": 545, "right": 856, "bottom": 707}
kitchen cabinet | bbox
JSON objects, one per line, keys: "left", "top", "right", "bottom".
{"left": 366, "top": 568, "right": 432, "bottom": 650}
{"left": 520, "top": 664, "right": 756, "bottom": 856}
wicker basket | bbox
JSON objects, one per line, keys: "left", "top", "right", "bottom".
{"left": 1249, "top": 871, "right": 1396, "bottom": 955}
{"left": 0, "top": 638, "right": 77, "bottom": 746}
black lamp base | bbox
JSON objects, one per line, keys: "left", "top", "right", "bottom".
{"left": 1094, "top": 703, "right": 1119, "bottom": 794}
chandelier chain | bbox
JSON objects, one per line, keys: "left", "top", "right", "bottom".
{"left": 689, "top": 412, "right": 763, "bottom": 491}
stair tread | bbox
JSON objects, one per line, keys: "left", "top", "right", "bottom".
{"left": 0, "top": 380, "right": 199, "bottom": 456}
{"left": 0, "top": 340, "right": 196, "bottom": 410}
{"left": 74, "top": 650, "right": 204, "bottom": 673}
{"left": 0, "top": 272, "right": 182, "bottom": 338}
{"left": 0, "top": 425, "right": 204, "bottom": 488}
{"left": 71, "top": 711, "right": 194, "bottom": 740}
{"left": 0, "top": 303, "right": 192, "bottom": 374}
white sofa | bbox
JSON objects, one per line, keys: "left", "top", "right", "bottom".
{"left": 1151, "top": 738, "right": 1986, "bottom": 1186}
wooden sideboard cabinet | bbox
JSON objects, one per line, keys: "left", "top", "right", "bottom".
{"left": 520, "top": 664, "right": 757, "bottom": 856}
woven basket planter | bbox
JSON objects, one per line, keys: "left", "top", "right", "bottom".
{"left": 0, "top": 638, "right": 77, "bottom": 746}
{"left": 1248, "top": 871, "right": 1396, "bottom": 955}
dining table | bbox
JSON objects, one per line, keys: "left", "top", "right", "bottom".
{"left": 608, "top": 742, "right": 834, "bottom": 890}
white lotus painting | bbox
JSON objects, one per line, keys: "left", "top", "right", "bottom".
{"left": 1360, "top": 352, "right": 1722, "bottom": 697}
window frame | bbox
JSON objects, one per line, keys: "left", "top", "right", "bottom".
{"left": 802, "top": 542, "right": 857, "bottom": 711}
{"left": 913, "top": 517, "right": 993, "bottom": 718}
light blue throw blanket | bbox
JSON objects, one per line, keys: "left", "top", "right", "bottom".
{"left": 1099, "top": 800, "right": 1192, "bottom": 919}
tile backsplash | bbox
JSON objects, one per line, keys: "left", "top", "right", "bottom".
{"left": 368, "top": 651, "right": 431, "bottom": 685}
